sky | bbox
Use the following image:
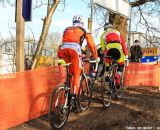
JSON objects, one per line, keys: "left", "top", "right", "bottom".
{"left": 0, "top": 0, "right": 160, "bottom": 46}
{"left": 0, "top": 0, "right": 102, "bottom": 45}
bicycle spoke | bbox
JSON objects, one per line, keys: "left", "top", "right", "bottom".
{"left": 101, "top": 76, "right": 111, "bottom": 108}
{"left": 48, "top": 84, "right": 70, "bottom": 130}
{"left": 78, "top": 75, "right": 92, "bottom": 111}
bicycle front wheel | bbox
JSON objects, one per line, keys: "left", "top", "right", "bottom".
{"left": 48, "top": 84, "right": 70, "bottom": 130}
{"left": 78, "top": 75, "right": 92, "bottom": 111}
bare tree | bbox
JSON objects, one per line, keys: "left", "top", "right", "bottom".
{"left": 0, "top": 0, "right": 14, "bottom": 6}
{"left": 130, "top": 0, "right": 158, "bottom": 7}
{"left": 45, "top": 32, "right": 62, "bottom": 57}
{"left": 89, "top": 0, "right": 160, "bottom": 49}
{"left": 0, "top": 0, "right": 61, "bottom": 70}
{"left": 1, "top": 0, "right": 160, "bottom": 70}
{"left": 131, "top": 1, "right": 160, "bottom": 33}
{"left": 31, "top": 0, "right": 60, "bottom": 69}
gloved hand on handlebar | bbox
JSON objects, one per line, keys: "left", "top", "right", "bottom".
{"left": 81, "top": 54, "right": 86, "bottom": 59}
{"left": 125, "top": 55, "right": 128, "bottom": 59}
{"left": 96, "top": 57, "right": 100, "bottom": 63}
{"left": 125, "top": 55, "right": 129, "bottom": 66}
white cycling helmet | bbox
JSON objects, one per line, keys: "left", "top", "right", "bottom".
{"left": 72, "top": 15, "right": 84, "bottom": 26}
{"left": 104, "top": 23, "right": 113, "bottom": 30}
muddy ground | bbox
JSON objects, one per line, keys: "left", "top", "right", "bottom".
{"left": 9, "top": 88, "right": 160, "bottom": 130}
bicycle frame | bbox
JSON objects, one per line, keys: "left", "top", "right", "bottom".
{"left": 62, "top": 59, "right": 98, "bottom": 109}
{"left": 82, "top": 59, "right": 99, "bottom": 79}
{"left": 106, "top": 56, "right": 117, "bottom": 67}
{"left": 105, "top": 56, "right": 118, "bottom": 89}
{"left": 61, "top": 64, "right": 72, "bottom": 109}
{"left": 64, "top": 64, "right": 72, "bottom": 88}
{"left": 106, "top": 56, "right": 126, "bottom": 98}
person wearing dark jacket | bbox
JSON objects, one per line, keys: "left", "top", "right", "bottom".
{"left": 130, "top": 40, "right": 143, "bottom": 62}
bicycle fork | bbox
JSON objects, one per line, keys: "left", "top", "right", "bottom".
{"left": 54, "top": 87, "right": 70, "bottom": 109}
{"left": 63, "top": 88, "right": 70, "bottom": 109}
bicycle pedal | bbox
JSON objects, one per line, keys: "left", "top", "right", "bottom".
{"left": 106, "top": 91, "right": 111, "bottom": 95}
{"left": 70, "top": 100, "right": 80, "bottom": 114}
{"left": 71, "top": 108, "right": 79, "bottom": 114}
{"left": 63, "top": 105, "right": 69, "bottom": 109}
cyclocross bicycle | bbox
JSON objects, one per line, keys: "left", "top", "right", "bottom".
{"left": 48, "top": 60, "right": 98, "bottom": 130}
{"left": 101, "top": 56, "right": 126, "bottom": 108}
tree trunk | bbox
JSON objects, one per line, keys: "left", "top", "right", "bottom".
{"left": 31, "top": 0, "right": 60, "bottom": 70}
{"left": 109, "top": 13, "right": 128, "bottom": 40}
{"left": 108, "top": 0, "right": 158, "bottom": 47}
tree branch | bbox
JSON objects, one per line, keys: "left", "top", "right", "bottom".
{"left": 31, "top": 0, "right": 60, "bottom": 69}
{"left": 130, "top": 0, "right": 158, "bottom": 7}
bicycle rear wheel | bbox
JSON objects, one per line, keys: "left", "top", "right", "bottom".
{"left": 115, "top": 70, "right": 125, "bottom": 99}
{"left": 115, "top": 85, "right": 124, "bottom": 99}
{"left": 101, "top": 72, "right": 111, "bottom": 108}
{"left": 78, "top": 75, "right": 92, "bottom": 111}
{"left": 48, "top": 84, "right": 70, "bottom": 130}
{"left": 110, "top": 62, "right": 123, "bottom": 99}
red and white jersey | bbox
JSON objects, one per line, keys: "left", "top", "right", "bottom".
{"left": 105, "top": 30, "right": 128, "bottom": 56}
{"left": 62, "top": 25, "right": 98, "bottom": 59}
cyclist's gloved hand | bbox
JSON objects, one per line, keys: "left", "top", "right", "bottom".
{"left": 125, "top": 55, "right": 129, "bottom": 66}
{"left": 81, "top": 54, "right": 86, "bottom": 59}
{"left": 125, "top": 55, "right": 129, "bottom": 59}
{"left": 96, "top": 57, "right": 100, "bottom": 63}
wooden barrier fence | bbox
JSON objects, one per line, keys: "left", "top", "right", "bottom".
{"left": 0, "top": 66, "right": 66, "bottom": 130}
{"left": 0, "top": 62, "right": 160, "bottom": 129}
{"left": 124, "top": 62, "right": 160, "bottom": 88}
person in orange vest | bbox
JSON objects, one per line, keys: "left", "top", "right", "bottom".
{"left": 60, "top": 15, "right": 99, "bottom": 111}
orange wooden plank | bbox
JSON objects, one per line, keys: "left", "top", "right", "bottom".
{"left": 124, "top": 62, "right": 160, "bottom": 87}
{"left": 1, "top": 62, "right": 159, "bottom": 129}
{"left": 0, "top": 66, "right": 66, "bottom": 130}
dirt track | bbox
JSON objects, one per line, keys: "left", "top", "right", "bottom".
{"left": 9, "top": 89, "right": 160, "bottom": 130}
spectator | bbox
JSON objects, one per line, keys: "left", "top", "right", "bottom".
{"left": 130, "top": 40, "right": 143, "bottom": 62}
{"left": 25, "top": 57, "right": 31, "bottom": 70}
